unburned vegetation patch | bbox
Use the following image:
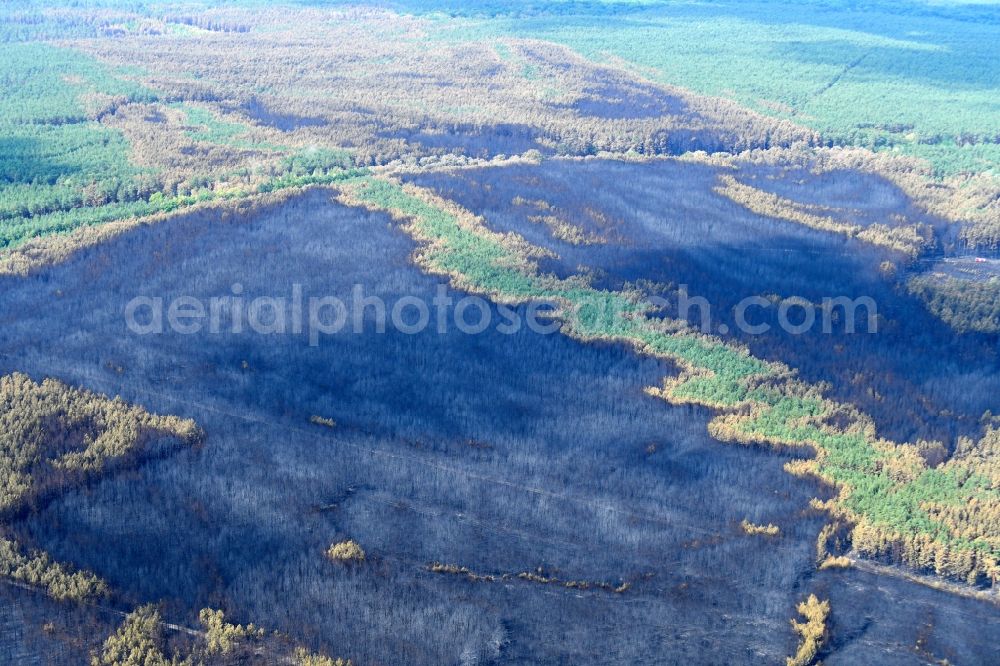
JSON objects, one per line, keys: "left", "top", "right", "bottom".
{"left": 0, "top": 372, "right": 201, "bottom": 603}
{"left": 0, "top": 372, "right": 201, "bottom": 515}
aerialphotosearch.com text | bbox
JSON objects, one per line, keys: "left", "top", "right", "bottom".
{"left": 124, "top": 283, "right": 879, "bottom": 346}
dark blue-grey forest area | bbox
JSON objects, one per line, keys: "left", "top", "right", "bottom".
{"left": 1, "top": 0, "right": 1000, "bottom": 659}
{"left": 1, "top": 154, "right": 999, "bottom": 663}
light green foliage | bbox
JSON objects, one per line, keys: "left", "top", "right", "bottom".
{"left": 92, "top": 605, "right": 189, "bottom": 666}
{"left": 351, "top": 178, "right": 544, "bottom": 299}
{"left": 735, "top": 393, "right": 995, "bottom": 550}
{"left": 176, "top": 104, "right": 254, "bottom": 145}
{"left": 741, "top": 520, "right": 780, "bottom": 537}
{"left": 0, "top": 39, "right": 362, "bottom": 254}
{"left": 199, "top": 608, "right": 264, "bottom": 655}
{"left": 0, "top": 42, "right": 154, "bottom": 243}
{"left": 0, "top": 538, "right": 108, "bottom": 602}
{"left": 0, "top": 372, "right": 201, "bottom": 512}
{"left": 93, "top": 604, "right": 349, "bottom": 665}
{"left": 890, "top": 140, "right": 1000, "bottom": 180}
{"left": 0, "top": 372, "right": 199, "bottom": 603}
{"left": 282, "top": 148, "right": 354, "bottom": 175}
{"left": 0, "top": 42, "right": 152, "bottom": 123}
{"left": 327, "top": 540, "right": 366, "bottom": 563}
{"left": 0, "top": 158, "right": 368, "bottom": 252}
{"left": 173, "top": 103, "right": 285, "bottom": 151}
